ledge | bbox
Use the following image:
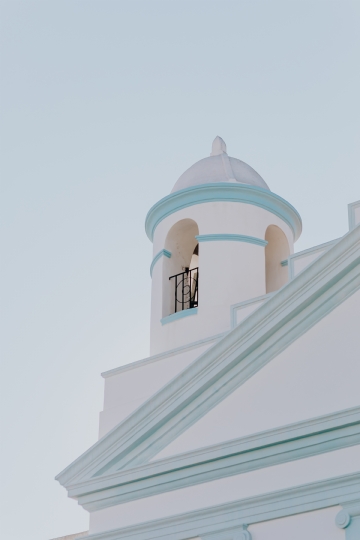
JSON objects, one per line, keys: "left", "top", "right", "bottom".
{"left": 161, "top": 308, "right": 198, "bottom": 325}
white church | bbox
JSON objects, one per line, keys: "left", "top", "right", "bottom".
{"left": 56, "top": 138, "right": 360, "bottom": 540}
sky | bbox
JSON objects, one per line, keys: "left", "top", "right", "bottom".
{"left": 0, "top": 1, "right": 359, "bottom": 539}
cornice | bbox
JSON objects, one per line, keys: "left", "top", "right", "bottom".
{"left": 145, "top": 183, "right": 302, "bottom": 242}
{"left": 83, "top": 473, "right": 360, "bottom": 540}
{"left": 67, "top": 406, "right": 360, "bottom": 511}
{"left": 56, "top": 225, "right": 360, "bottom": 487}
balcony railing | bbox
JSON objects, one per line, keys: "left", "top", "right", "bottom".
{"left": 169, "top": 267, "right": 198, "bottom": 313}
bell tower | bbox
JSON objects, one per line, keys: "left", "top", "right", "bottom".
{"left": 146, "top": 138, "right": 302, "bottom": 355}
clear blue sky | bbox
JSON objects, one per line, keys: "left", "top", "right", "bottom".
{"left": 1, "top": 1, "right": 359, "bottom": 539}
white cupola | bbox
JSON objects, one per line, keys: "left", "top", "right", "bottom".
{"left": 146, "top": 138, "right": 302, "bottom": 355}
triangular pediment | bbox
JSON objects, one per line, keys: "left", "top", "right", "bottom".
{"left": 151, "top": 286, "right": 360, "bottom": 461}
{"left": 56, "top": 226, "right": 360, "bottom": 491}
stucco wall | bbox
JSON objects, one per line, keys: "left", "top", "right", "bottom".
{"left": 98, "top": 337, "right": 219, "bottom": 438}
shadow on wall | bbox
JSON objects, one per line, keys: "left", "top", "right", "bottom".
{"left": 265, "top": 225, "right": 289, "bottom": 293}
{"left": 163, "top": 219, "right": 199, "bottom": 317}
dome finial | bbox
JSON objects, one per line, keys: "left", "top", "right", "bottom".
{"left": 210, "top": 136, "right": 227, "bottom": 156}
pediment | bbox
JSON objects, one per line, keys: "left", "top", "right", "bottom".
{"left": 56, "top": 226, "right": 360, "bottom": 491}
{"left": 152, "top": 287, "right": 360, "bottom": 461}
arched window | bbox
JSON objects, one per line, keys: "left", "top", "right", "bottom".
{"left": 265, "top": 225, "right": 289, "bottom": 293}
{"left": 163, "top": 219, "right": 199, "bottom": 317}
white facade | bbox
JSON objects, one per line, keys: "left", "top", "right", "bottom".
{"left": 57, "top": 139, "right": 360, "bottom": 540}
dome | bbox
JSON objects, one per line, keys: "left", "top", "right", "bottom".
{"left": 171, "top": 137, "right": 269, "bottom": 193}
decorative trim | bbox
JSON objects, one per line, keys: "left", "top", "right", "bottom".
{"left": 56, "top": 225, "right": 360, "bottom": 486}
{"left": 336, "top": 510, "right": 351, "bottom": 528}
{"left": 288, "top": 238, "right": 340, "bottom": 280}
{"left": 336, "top": 501, "right": 360, "bottom": 539}
{"left": 195, "top": 234, "right": 268, "bottom": 247}
{"left": 348, "top": 200, "right": 360, "bottom": 231}
{"left": 145, "top": 183, "right": 302, "bottom": 242}
{"left": 161, "top": 308, "right": 198, "bottom": 325}
{"left": 82, "top": 473, "right": 360, "bottom": 540}
{"left": 68, "top": 406, "right": 360, "bottom": 511}
{"left": 230, "top": 293, "right": 274, "bottom": 329}
{"left": 238, "top": 527, "right": 252, "bottom": 540}
{"left": 101, "top": 332, "right": 226, "bottom": 379}
{"left": 150, "top": 249, "right": 171, "bottom": 277}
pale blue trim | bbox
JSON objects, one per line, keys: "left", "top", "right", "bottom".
{"left": 161, "top": 308, "right": 198, "bottom": 325}
{"left": 347, "top": 516, "right": 360, "bottom": 539}
{"left": 336, "top": 502, "right": 360, "bottom": 538}
{"left": 69, "top": 406, "right": 360, "bottom": 510}
{"left": 77, "top": 473, "right": 360, "bottom": 540}
{"left": 149, "top": 249, "right": 171, "bottom": 277}
{"left": 101, "top": 332, "right": 226, "bottom": 378}
{"left": 348, "top": 200, "right": 360, "bottom": 231}
{"left": 56, "top": 225, "right": 360, "bottom": 486}
{"left": 196, "top": 234, "right": 268, "bottom": 247}
{"left": 145, "top": 183, "right": 302, "bottom": 242}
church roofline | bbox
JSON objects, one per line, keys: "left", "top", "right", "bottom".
{"left": 56, "top": 224, "right": 360, "bottom": 488}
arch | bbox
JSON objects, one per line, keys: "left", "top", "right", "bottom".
{"left": 162, "top": 219, "right": 199, "bottom": 317}
{"left": 265, "top": 225, "right": 290, "bottom": 293}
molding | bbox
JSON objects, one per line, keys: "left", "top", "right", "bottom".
{"left": 336, "top": 510, "right": 352, "bottom": 528}
{"left": 288, "top": 238, "right": 339, "bottom": 280}
{"left": 230, "top": 293, "right": 274, "bottom": 329}
{"left": 348, "top": 200, "right": 360, "bottom": 231}
{"left": 150, "top": 249, "right": 171, "bottom": 277}
{"left": 201, "top": 525, "right": 252, "bottom": 540}
{"left": 101, "top": 332, "right": 226, "bottom": 379}
{"left": 145, "top": 183, "right": 302, "bottom": 242}
{"left": 83, "top": 473, "right": 360, "bottom": 540}
{"left": 56, "top": 225, "right": 360, "bottom": 487}
{"left": 336, "top": 500, "right": 360, "bottom": 539}
{"left": 195, "top": 234, "right": 268, "bottom": 247}
{"left": 161, "top": 308, "right": 198, "bottom": 325}
{"left": 67, "top": 406, "right": 360, "bottom": 511}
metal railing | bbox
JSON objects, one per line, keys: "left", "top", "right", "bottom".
{"left": 169, "top": 267, "right": 198, "bottom": 313}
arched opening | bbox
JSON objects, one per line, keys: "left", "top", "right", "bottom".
{"left": 265, "top": 225, "right": 289, "bottom": 293}
{"left": 163, "top": 219, "right": 199, "bottom": 317}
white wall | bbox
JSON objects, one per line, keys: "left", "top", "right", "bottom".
{"left": 89, "top": 445, "right": 359, "bottom": 533}
{"left": 248, "top": 507, "right": 344, "bottom": 540}
{"left": 98, "top": 339, "right": 218, "bottom": 438}
{"left": 289, "top": 239, "right": 338, "bottom": 279}
{"left": 150, "top": 201, "right": 294, "bottom": 355}
{"left": 152, "top": 287, "right": 360, "bottom": 459}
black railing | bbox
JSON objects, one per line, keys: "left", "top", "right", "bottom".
{"left": 169, "top": 267, "right": 198, "bottom": 313}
